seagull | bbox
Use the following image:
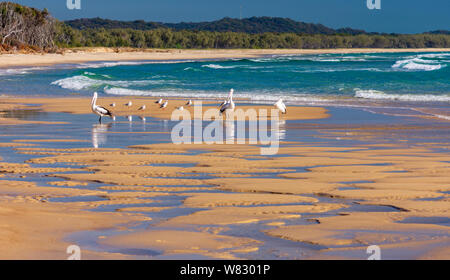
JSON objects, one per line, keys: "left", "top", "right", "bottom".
{"left": 274, "top": 98, "right": 287, "bottom": 114}
{"left": 127, "top": 115, "right": 133, "bottom": 122}
{"left": 220, "top": 89, "right": 235, "bottom": 114}
{"left": 91, "top": 92, "right": 113, "bottom": 123}
{"left": 138, "top": 105, "right": 146, "bottom": 111}
{"left": 139, "top": 116, "right": 146, "bottom": 122}
{"left": 125, "top": 101, "right": 132, "bottom": 107}
{"left": 186, "top": 100, "right": 192, "bottom": 106}
{"left": 160, "top": 100, "right": 168, "bottom": 109}
{"left": 110, "top": 102, "right": 116, "bottom": 107}
{"left": 177, "top": 106, "right": 184, "bottom": 111}
{"left": 155, "top": 98, "right": 163, "bottom": 104}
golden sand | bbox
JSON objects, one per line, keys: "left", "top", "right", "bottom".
{"left": 1, "top": 48, "right": 449, "bottom": 67}
{"left": 1, "top": 96, "right": 329, "bottom": 121}
{"left": 100, "top": 229, "right": 260, "bottom": 259}
{"left": 0, "top": 197, "right": 146, "bottom": 260}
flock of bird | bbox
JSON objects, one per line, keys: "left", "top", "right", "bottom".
{"left": 91, "top": 89, "right": 287, "bottom": 123}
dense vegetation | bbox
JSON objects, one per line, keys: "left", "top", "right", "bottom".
{"left": 0, "top": 2, "right": 56, "bottom": 50}
{"left": 1, "top": 3, "right": 450, "bottom": 51}
{"left": 55, "top": 27, "right": 450, "bottom": 49}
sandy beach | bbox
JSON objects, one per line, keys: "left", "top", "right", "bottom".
{"left": 1, "top": 48, "right": 450, "bottom": 68}
{"left": 0, "top": 95, "right": 449, "bottom": 260}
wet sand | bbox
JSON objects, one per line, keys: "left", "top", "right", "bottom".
{"left": 1, "top": 48, "right": 450, "bottom": 68}
{"left": 0, "top": 97, "right": 449, "bottom": 259}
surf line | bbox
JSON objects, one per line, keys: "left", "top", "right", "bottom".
{"left": 170, "top": 101, "right": 281, "bottom": 155}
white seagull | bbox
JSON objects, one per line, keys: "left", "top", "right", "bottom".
{"left": 91, "top": 92, "right": 113, "bottom": 123}
{"left": 186, "top": 99, "right": 192, "bottom": 106}
{"left": 125, "top": 101, "right": 132, "bottom": 107}
{"left": 274, "top": 98, "right": 287, "bottom": 114}
{"left": 110, "top": 102, "right": 116, "bottom": 107}
{"left": 138, "top": 105, "right": 146, "bottom": 111}
{"left": 177, "top": 106, "right": 184, "bottom": 111}
{"left": 155, "top": 98, "right": 163, "bottom": 104}
{"left": 160, "top": 100, "right": 168, "bottom": 109}
{"left": 220, "top": 89, "right": 235, "bottom": 114}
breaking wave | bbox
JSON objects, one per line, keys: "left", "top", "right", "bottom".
{"left": 355, "top": 89, "right": 450, "bottom": 102}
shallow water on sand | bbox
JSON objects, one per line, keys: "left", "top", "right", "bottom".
{"left": 1, "top": 103, "right": 449, "bottom": 259}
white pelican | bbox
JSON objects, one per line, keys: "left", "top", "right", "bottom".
{"left": 125, "top": 101, "right": 132, "bottom": 107}
{"left": 160, "top": 100, "right": 168, "bottom": 109}
{"left": 138, "top": 105, "right": 146, "bottom": 111}
{"left": 219, "top": 100, "right": 227, "bottom": 107}
{"left": 274, "top": 98, "right": 287, "bottom": 114}
{"left": 155, "top": 98, "right": 163, "bottom": 104}
{"left": 220, "top": 89, "right": 235, "bottom": 114}
{"left": 186, "top": 100, "right": 192, "bottom": 106}
{"left": 91, "top": 92, "right": 113, "bottom": 123}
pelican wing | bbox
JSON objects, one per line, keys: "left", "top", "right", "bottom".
{"left": 220, "top": 102, "right": 231, "bottom": 113}
{"left": 96, "top": 106, "right": 112, "bottom": 116}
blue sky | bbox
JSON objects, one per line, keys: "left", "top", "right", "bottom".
{"left": 9, "top": 0, "right": 450, "bottom": 33}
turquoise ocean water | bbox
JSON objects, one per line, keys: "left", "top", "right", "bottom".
{"left": 1, "top": 52, "right": 449, "bottom": 106}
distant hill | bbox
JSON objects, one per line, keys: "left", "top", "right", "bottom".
{"left": 65, "top": 17, "right": 165, "bottom": 30}
{"left": 65, "top": 16, "right": 368, "bottom": 35}
{"left": 426, "top": 30, "right": 450, "bottom": 35}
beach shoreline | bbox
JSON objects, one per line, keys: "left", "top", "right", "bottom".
{"left": 1, "top": 48, "right": 450, "bottom": 68}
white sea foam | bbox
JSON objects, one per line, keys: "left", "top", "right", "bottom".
{"left": 355, "top": 89, "right": 450, "bottom": 102}
{"left": 392, "top": 53, "right": 449, "bottom": 71}
{"left": 103, "top": 86, "right": 334, "bottom": 105}
{"left": 51, "top": 75, "right": 165, "bottom": 90}
{"left": 0, "top": 66, "right": 47, "bottom": 76}
{"left": 51, "top": 75, "right": 97, "bottom": 90}
{"left": 201, "top": 64, "right": 240, "bottom": 69}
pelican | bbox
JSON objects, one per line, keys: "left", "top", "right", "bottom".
{"left": 219, "top": 100, "right": 227, "bottom": 107}
{"left": 220, "top": 89, "right": 235, "bottom": 114}
{"left": 274, "top": 98, "right": 287, "bottom": 114}
{"left": 91, "top": 92, "right": 113, "bottom": 123}
{"left": 125, "top": 101, "right": 132, "bottom": 107}
{"left": 186, "top": 99, "right": 192, "bottom": 106}
{"left": 155, "top": 98, "right": 163, "bottom": 104}
{"left": 138, "top": 105, "right": 146, "bottom": 111}
{"left": 160, "top": 100, "right": 168, "bottom": 109}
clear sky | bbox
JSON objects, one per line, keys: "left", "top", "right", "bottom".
{"left": 9, "top": 0, "right": 450, "bottom": 34}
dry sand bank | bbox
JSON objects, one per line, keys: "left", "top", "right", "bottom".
{"left": 1, "top": 48, "right": 449, "bottom": 68}
{"left": 0, "top": 96, "right": 329, "bottom": 121}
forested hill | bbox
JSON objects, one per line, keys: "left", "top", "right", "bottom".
{"left": 1, "top": 3, "right": 450, "bottom": 51}
{"left": 65, "top": 17, "right": 367, "bottom": 35}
